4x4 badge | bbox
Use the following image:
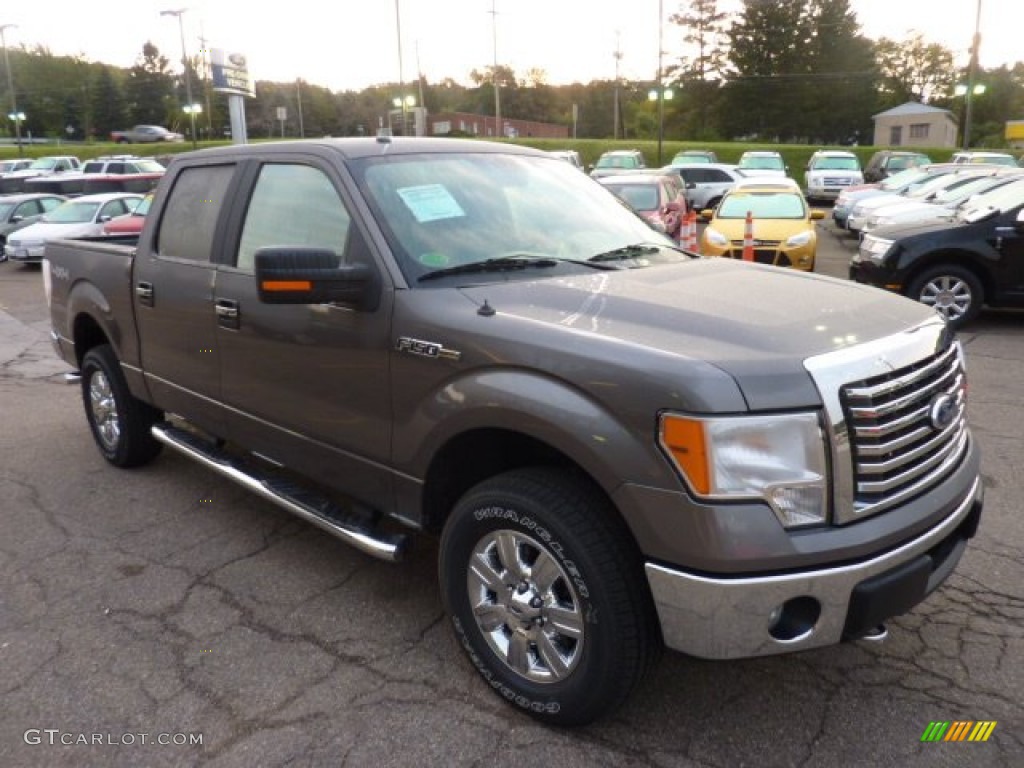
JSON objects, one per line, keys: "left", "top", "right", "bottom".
{"left": 395, "top": 337, "right": 461, "bottom": 361}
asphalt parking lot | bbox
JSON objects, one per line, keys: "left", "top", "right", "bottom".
{"left": 1, "top": 222, "right": 1022, "bottom": 767}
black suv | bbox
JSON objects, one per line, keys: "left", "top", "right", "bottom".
{"left": 863, "top": 150, "right": 932, "bottom": 183}
{"left": 850, "top": 175, "right": 1024, "bottom": 327}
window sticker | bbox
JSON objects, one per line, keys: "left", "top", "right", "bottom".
{"left": 397, "top": 184, "right": 465, "bottom": 223}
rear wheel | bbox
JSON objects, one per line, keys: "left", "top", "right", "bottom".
{"left": 907, "top": 265, "right": 984, "bottom": 328}
{"left": 81, "top": 344, "right": 163, "bottom": 467}
{"left": 439, "top": 467, "right": 660, "bottom": 726}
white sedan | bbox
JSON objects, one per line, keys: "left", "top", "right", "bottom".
{"left": 4, "top": 193, "right": 142, "bottom": 264}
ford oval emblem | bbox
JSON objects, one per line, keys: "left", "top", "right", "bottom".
{"left": 929, "top": 394, "right": 958, "bottom": 431}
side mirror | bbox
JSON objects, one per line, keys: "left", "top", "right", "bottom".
{"left": 700, "top": 209, "right": 714, "bottom": 220}
{"left": 10, "top": 214, "right": 22, "bottom": 223}
{"left": 810, "top": 210, "right": 826, "bottom": 220}
{"left": 255, "top": 247, "right": 379, "bottom": 311}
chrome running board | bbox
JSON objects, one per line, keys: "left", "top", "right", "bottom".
{"left": 151, "top": 423, "right": 407, "bottom": 562}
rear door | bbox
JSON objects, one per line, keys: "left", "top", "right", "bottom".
{"left": 212, "top": 156, "right": 396, "bottom": 507}
{"left": 134, "top": 161, "right": 241, "bottom": 435}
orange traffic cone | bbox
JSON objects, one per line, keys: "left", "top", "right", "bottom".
{"left": 684, "top": 209, "right": 699, "bottom": 253}
{"left": 741, "top": 210, "right": 754, "bottom": 262}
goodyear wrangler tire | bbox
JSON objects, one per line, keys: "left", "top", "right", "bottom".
{"left": 81, "top": 344, "right": 163, "bottom": 468}
{"left": 439, "top": 467, "right": 660, "bottom": 725}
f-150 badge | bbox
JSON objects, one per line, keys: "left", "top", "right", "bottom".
{"left": 395, "top": 336, "right": 461, "bottom": 361}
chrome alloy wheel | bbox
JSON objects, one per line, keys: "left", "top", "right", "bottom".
{"left": 89, "top": 370, "right": 120, "bottom": 451}
{"left": 467, "top": 530, "right": 585, "bottom": 683}
{"left": 918, "top": 274, "right": 974, "bottom": 322}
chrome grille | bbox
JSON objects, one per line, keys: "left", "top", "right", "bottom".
{"left": 839, "top": 342, "right": 968, "bottom": 519}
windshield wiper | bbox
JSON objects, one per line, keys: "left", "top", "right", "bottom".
{"left": 588, "top": 243, "right": 662, "bottom": 263}
{"left": 418, "top": 254, "right": 619, "bottom": 282}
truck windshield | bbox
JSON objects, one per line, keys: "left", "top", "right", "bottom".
{"left": 354, "top": 151, "right": 682, "bottom": 283}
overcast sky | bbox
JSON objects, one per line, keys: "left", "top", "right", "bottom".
{"left": 2, "top": 0, "right": 1017, "bottom": 93}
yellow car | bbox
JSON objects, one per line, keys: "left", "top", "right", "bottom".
{"left": 699, "top": 184, "right": 825, "bottom": 270}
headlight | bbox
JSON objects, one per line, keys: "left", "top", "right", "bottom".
{"left": 871, "top": 216, "right": 894, "bottom": 230}
{"left": 704, "top": 227, "right": 728, "bottom": 247}
{"left": 659, "top": 412, "right": 828, "bottom": 528}
{"left": 785, "top": 230, "right": 813, "bottom": 247}
{"left": 860, "top": 235, "right": 894, "bottom": 263}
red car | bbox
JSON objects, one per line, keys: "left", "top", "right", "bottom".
{"left": 597, "top": 173, "right": 688, "bottom": 241}
{"left": 102, "top": 194, "right": 151, "bottom": 235}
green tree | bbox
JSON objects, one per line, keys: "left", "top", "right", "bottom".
{"left": 875, "top": 33, "right": 956, "bottom": 105}
{"left": 91, "top": 65, "right": 127, "bottom": 140}
{"left": 720, "top": 0, "right": 815, "bottom": 140}
{"left": 126, "top": 42, "right": 174, "bottom": 126}
{"left": 668, "top": 0, "right": 731, "bottom": 139}
{"left": 801, "top": 0, "right": 878, "bottom": 144}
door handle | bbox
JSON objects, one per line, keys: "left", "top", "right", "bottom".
{"left": 215, "top": 298, "right": 240, "bottom": 329}
{"left": 136, "top": 281, "right": 154, "bottom": 306}
{"left": 215, "top": 301, "right": 239, "bottom": 319}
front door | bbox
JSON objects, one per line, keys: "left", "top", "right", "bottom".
{"left": 213, "top": 160, "right": 395, "bottom": 508}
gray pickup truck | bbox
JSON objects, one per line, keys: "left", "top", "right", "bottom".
{"left": 44, "top": 138, "right": 983, "bottom": 726}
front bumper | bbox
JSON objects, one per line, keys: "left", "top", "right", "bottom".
{"left": 5, "top": 244, "right": 45, "bottom": 263}
{"left": 645, "top": 475, "right": 982, "bottom": 659}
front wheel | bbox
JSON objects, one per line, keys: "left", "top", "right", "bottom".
{"left": 906, "top": 265, "right": 984, "bottom": 328}
{"left": 81, "top": 344, "right": 163, "bottom": 467}
{"left": 439, "top": 467, "right": 660, "bottom": 726}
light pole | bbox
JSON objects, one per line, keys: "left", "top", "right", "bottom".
{"left": 392, "top": 95, "right": 415, "bottom": 135}
{"left": 0, "top": 23, "right": 23, "bottom": 156}
{"left": 961, "top": 0, "right": 983, "bottom": 150}
{"left": 160, "top": 8, "right": 197, "bottom": 149}
{"left": 955, "top": 82, "right": 986, "bottom": 148}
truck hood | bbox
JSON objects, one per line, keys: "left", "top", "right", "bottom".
{"left": 457, "top": 258, "right": 937, "bottom": 410}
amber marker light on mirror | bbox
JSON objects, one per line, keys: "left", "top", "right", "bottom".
{"left": 261, "top": 280, "right": 312, "bottom": 292}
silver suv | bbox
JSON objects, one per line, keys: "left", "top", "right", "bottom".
{"left": 805, "top": 150, "right": 863, "bottom": 204}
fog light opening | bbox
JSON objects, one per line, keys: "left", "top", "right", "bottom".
{"left": 768, "top": 596, "right": 821, "bottom": 642}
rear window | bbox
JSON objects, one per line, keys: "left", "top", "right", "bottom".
{"left": 156, "top": 165, "right": 235, "bottom": 262}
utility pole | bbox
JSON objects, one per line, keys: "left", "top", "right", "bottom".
{"left": 490, "top": 0, "right": 501, "bottom": 138}
{"left": 198, "top": 26, "right": 213, "bottom": 139}
{"left": 296, "top": 79, "right": 305, "bottom": 138}
{"left": 395, "top": 0, "right": 408, "bottom": 135}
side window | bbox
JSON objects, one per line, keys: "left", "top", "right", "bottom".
{"left": 108, "top": 163, "right": 126, "bottom": 174}
{"left": 236, "top": 164, "right": 351, "bottom": 273}
{"left": 41, "top": 198, "right": 63, "bottom": 213}
{"left": 14, "top": 201, "right": 40, "bottom": 218}
{"left": 706, "top": 170, "right": 731, "bottom": 183}
{"left": 157, "top": 165, "right": 235, "bottom": 262}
